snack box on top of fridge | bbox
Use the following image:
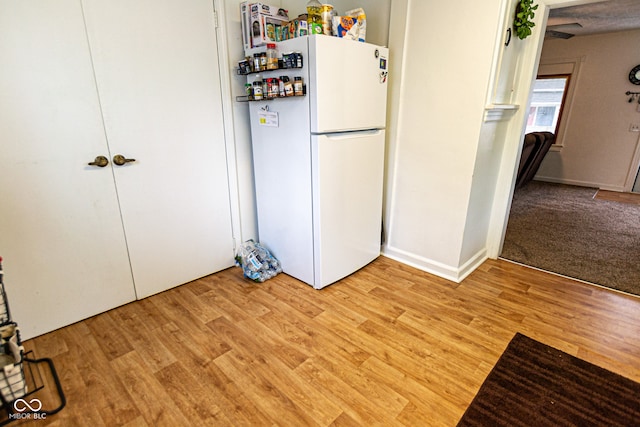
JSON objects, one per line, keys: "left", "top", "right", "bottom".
{"left": 333, "top": 7, "right": 367, "bottom": 42}
{"left": 250, "top": 2, "right": 288, "bottom": 20}
{"left": 282, "top": 15, "right": 308, "bottom": 41}
{"left": 250, "top": 3, "right": 289, "bottom": 47}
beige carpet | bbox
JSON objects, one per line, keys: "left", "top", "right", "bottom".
{"left": 500, "top": 181, "right": 640, "bottom": 296}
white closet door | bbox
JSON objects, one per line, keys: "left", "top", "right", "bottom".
{"left": 82, "top": 0, "right": 235, "bottom": 298}
{"left": 0, "top": 0, "right": 136, "bottom": 339}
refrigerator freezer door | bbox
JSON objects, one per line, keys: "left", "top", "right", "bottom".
{"left": 312, "top": 129, "right": 385, "bottom": 288}
{"left": 309, "top": 36, "right": 389, "bottom": 133}
{"left": 249, "top": 96, "right": 315, "bottom": 285}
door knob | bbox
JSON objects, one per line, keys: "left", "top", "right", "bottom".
{"left": 88, "top": 155, "right": 109, "bottom": 167}
{"left": 113, "top": 154, "right": 136, "bottom": 166}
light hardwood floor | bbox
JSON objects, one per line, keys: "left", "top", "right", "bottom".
{"left": 14, "top": 257, "right": 640, "bottom": 426}
{"left": 594, "top": 189, "right": 640, "bottom": 205}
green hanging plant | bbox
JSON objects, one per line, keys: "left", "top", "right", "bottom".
{"left": 514, "top": 0, "right": 538, "bottom": 40}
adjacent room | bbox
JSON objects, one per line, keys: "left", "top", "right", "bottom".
{"left": 502, "top": 0, "right": 640, "bottom": 296}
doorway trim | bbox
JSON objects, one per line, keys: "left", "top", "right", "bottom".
{"left": 487, "top": 0, "right": 607, "bottom": 258}
{"left": 213, "top": 0, "right": 243, "bottom": 248}
{"left": 624, "top": 134, "right": 640, "bottom": 192}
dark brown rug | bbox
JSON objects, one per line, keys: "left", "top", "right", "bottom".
{"left": 457, "top": 333, "right": 640, "bottom": 426}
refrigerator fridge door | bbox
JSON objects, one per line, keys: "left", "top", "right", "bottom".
{"left": 309, "top": 36, "right": 389, "bottom": 133}
{"left": 249, "top": 95, "right": 315, "bottom": 286}
{"left": 312, "top": 129, "right": 385, "bottom": 288}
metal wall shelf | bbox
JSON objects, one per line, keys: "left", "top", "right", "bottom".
{"left": 0, "top": 258, "right": 65, "bottom": 424}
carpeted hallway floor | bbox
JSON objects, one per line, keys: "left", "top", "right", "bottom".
{"left": 500, "top": 181, "right": 640, "bottom": 296}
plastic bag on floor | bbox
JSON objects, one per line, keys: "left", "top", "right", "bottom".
{"left": 235, "top": 239, "right": 282, "bottom": 282}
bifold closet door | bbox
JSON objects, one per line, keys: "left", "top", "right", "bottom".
{"left": 0, "top": 0, "right": 137, "bottom": 339}
{"left": 82, "top": 0, "right": 235, "bottom": 298}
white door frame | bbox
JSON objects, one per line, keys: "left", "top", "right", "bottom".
{"left": 213, "top": 0, "right": 243, "bottom": 249}
{"left": 624, "top": 134, "right": 640, "bottom": 192}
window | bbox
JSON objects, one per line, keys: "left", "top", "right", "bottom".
{"left": 525, "top": 75, "right": 570, "bottom": 135}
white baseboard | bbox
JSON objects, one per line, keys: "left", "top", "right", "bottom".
{"left": 381, "top": 245, "right": 488, "bottom": 283}
{"left": 533, "top": 176, "right": 625, "bottom": 192}
{"left": 458, "top": 249, "right": 489, "bottom": 282}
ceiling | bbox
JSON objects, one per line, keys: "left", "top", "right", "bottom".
{"left": 546, "top": 0, "right": 640, "bottom": 38}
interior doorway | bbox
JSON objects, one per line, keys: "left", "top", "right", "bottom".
{"left": 499, "top": 0, "right": 640, "bottom": 293}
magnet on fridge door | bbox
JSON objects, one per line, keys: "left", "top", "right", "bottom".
{"left": 258, "top": 110, "right": 279, "bottom": 127}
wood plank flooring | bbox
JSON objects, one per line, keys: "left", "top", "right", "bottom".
{"left": 15, "top": 257, "right": 640, "bottom": 426}
{"left": 594, "top": 189, "right": 640, "bottom": 205}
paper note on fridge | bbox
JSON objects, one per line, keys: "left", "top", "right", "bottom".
{"left": 258, "top": 110, "right": 278, "bottom": 127}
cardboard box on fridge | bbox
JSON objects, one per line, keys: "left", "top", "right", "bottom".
{"left": 282, "top": 15, "right": 308, "bottom": 40}
{"left": 250, "top": 3, "right": 289, "bottom": 47}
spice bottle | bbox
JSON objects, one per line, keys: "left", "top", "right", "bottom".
{"left": 294, "top": 76, "right": 304, "bottom": 96}
{"left": 268, "top": 78, "right": 279, "bottom": 98}
{"left": 253, "top": 74, "right": 263, "bottom": 100}
{"left": 259, "top": 52, "right": 267, "bottom": 71}
{"left": 252, "top": 81, "right": 263, "bottom": 100}
{"left": 266, "top": 43, "right": 278, "bottom": 70}
{"left": 284, "top": 77, "right": 294, "bottom": 96}
{"left": 253, "top": 53, "right": 261, "bottom": 72}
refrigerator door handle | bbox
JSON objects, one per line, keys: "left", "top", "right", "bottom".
{"left": 317, "top": 129, "right": 383, "bottom": 140}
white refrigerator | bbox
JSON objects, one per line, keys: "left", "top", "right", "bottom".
{"left": 248, "top": 35, "right": 389, "bottom": 289}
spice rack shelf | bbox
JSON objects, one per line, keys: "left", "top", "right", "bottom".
{"left": 237, "top": 49, "right": 306, "bottom": 103}
{"left": 237, "top": 50, "right": 304, "bottom": 75}
{"left": 236, "top": 64, "right": 303, "bottom": 76}
{"left": 236, "top": 86, "right": 307, "bottom": 103}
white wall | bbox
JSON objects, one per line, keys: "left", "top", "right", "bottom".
{"left": 383, "top": 0, "right": 604, "bottom": 279}
{"left": 383, "top": 0, "right": 505, "bottom": 280}
{"left": 535, "top": 29, "right": 640, "bottom": 192}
